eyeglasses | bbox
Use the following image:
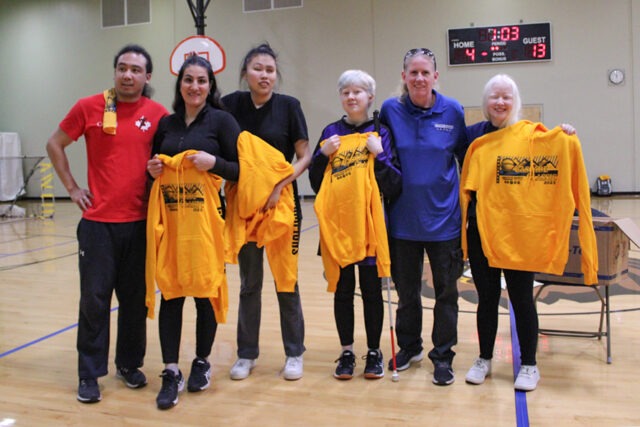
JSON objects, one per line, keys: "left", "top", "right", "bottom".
{"left": 403, "top": 48, "right": 437, "bottom": 69}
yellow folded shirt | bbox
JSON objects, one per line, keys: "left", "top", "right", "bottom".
{"left": 103, "top": 88, "right": 117, "bottom": 135}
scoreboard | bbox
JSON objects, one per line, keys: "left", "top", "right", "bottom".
{"left": 448, "top": 22, "right": 551, "bottom": 66}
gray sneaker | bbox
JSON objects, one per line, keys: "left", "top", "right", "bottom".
{"left": 283, "top": 356, "right": 303, "bottom": 380}
{"left": 230, "top": 358, "right": 256, "bottom": 380}
{"left": 465, "top": 357, "right": 491, "bottom": 385}
{"left": 514, "top": 365, "right": 540, "bottom": 391}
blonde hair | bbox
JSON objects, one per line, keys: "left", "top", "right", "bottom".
{"left": 399, "top": 48, "right": 437, "bottom": 100}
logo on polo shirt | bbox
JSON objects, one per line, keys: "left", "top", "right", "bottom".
{"left": 434, "top": 123, "right": 454, "bottom": 132}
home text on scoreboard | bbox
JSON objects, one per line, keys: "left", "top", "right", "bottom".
{"left": 448, "top": 22, "right": 551, "bottom": 66}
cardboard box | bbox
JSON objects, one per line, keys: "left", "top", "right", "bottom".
{"left": 535, "top": 217, "right": 640, "bottom": 286}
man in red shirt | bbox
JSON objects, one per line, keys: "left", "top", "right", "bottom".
{"left": 46, "top": 44, "right": 168, "bottom": 403}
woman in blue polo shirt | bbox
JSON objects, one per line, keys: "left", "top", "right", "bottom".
{"left": 379, "top": 47, "right": 468, "bottom": 386}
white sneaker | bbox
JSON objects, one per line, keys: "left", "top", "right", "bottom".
{"left": 229, "top": 358, "right": 256, "bottom": 380}
{"left": 282, "top": 356, "right": 303, "bottom": 381}
{"left": 465, "top": 357, "right": 492, "bottom": 385}
{"left": 514, "top": 365, "right": 540, "bottom": 391}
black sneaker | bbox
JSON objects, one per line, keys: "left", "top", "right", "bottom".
{"left": 187, "top": 357, "right": 211, "bottom": 392}
{"left": 156, "top": 369, "right": 185, "bottom": 410}
{"left": 389, "top": 349, "right": 424, "bottom": 371}
{"left": 432, "top": 360, "right": 455, "bottom": 386}
{"left": 333, "top": 350, "right": 356, "bottom": 380}
{"left": 77, "top": 378, "right": 101, "bottom": 403}
{"left": 116, "top": 367, "right": 147, "bottom": 389}
{"left": 363, "top": 349, "right": 384, "bottom": 379}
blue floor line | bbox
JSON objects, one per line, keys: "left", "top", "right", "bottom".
{"left": 1, "top": 224, "right": 320, "bottom": 359}
{"left": 509, "top": 301, "right": 529, "bottom": 427}
{"left": 0, "top": 306, "right": 118, "bottom": 359}
{"left": 0, "top": 239, "right": 76, "bottom": 259}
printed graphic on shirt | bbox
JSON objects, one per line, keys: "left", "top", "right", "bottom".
{"left": 136, "top": 115, "right": 152, "bottom": 132}
{"left": 161, "top": 183, "right": 205, "bottom": 211}
{"left": 330, "top": 146, "right": 369, "bottom": 180}
{"left": 496, "top": 155, "right": 558, "bottom": 185}
{"left": 292, "top": 200, "right": 300, "bottom": 255}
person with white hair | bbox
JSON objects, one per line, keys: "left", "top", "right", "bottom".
{"left": 308, "top": 69, "right": 401, "bottom": 380}
{"left": 463, "top": 74, "right": 575, "bottom": 391}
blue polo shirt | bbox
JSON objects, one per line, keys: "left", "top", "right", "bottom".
{"left": 380, "top": 91, "right": 468, "bottom": 241}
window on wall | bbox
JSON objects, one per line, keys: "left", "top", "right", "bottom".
{"left": 102, "top": 0, "right": 151, "bottom": 28}
{"left": 243, "top": 0, "right": 303, "bottom": 13}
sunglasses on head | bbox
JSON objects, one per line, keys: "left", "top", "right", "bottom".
{"left": 405, "top": 48, "right": 434, "bottom": 58}
{"left": 403, "top": 48, "right": 437, "bottom": 69}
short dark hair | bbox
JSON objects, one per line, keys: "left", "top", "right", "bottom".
{"left": 113, "top": 44, "right": 154, "bottom": 98}
{"left": 113, "top": 44, "right": 153, "bottom": 73}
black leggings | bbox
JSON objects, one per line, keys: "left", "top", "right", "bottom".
{"left": 159, "top": 296, "right": 218, "bottom": 364}
{"left": 334, "top": 264, "right": 383, "bottom": 350}
{"left": 467, "top": 217, "right": 538, "bottom": 365}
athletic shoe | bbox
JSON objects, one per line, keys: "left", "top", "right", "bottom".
{"left": 432, "top": 360, "right": 455, "bottom": 385}
{"left": 363, "top": 349, "right": 385, "bottom": 379}
{"left": 283, "top": 355, "right": 303, "bottom": 380}
{"left": 389, "top": 349, "right": 424, "bottom": 371}
{"left": 156, "top": 369, "right": 185, "bottom": 410}
{"left": 514, "top": 365, "right": 540, "bottom": 391}
{"left": 333, "top": 350, "right": 356, "bottom": 380}
{"left": 116, "top": 367, "right": 147, "bottom": 389}
{"left": 77, "top": 378, "right": 101, "bottom": 403}
{"left": 229, "top": 358, "right": 256, "bottom": 380}
{"left": 187, "top": 357, "right": 211, "bottom": 392}
{"left": 465, "top": 357, "right": 492, "bottom": 385}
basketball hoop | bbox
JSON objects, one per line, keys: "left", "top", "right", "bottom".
{"left": 170, "top": 35, "right": 226, "bottom": 75}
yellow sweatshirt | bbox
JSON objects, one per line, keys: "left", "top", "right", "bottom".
{"left": 313, "top": 132, "right": 391, "bottom": 292}
{"left": 224, "top": 131, "right": 298, "bottom": 292}
{"left": 460, "top": 121, "right": 598, "bottom": 284}
{"left": 146, "top": 149, "right": 228, "bottom": 322}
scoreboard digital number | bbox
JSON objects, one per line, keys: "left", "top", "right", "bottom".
{"left": 448, "top": 22, "right": 551, "bottom": 66}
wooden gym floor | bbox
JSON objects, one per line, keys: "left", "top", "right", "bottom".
{"left": 0, "top": 196, "right": 639, "bottom": 426}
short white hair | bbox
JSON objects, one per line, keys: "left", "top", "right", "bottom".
{"left": 337, "top": 69, "right": 376, "bottom": 97}
{"left": 482, "top": 74, "right": 522, "bottom": 127}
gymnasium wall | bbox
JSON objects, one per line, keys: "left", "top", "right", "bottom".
{"left": 1, "top": 0, "right": 638, "bottom": 196}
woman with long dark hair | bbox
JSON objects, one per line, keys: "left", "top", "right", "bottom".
{"left": 147, "top": 55, "right": 240, "bottom": 409}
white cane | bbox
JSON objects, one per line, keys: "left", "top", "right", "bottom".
{"left": 384, "top": 277, "right": 399, "bottom": 382}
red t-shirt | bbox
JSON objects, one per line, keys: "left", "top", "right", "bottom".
{"left": 59, "top": 93, "right": 168, "bottom": 222}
